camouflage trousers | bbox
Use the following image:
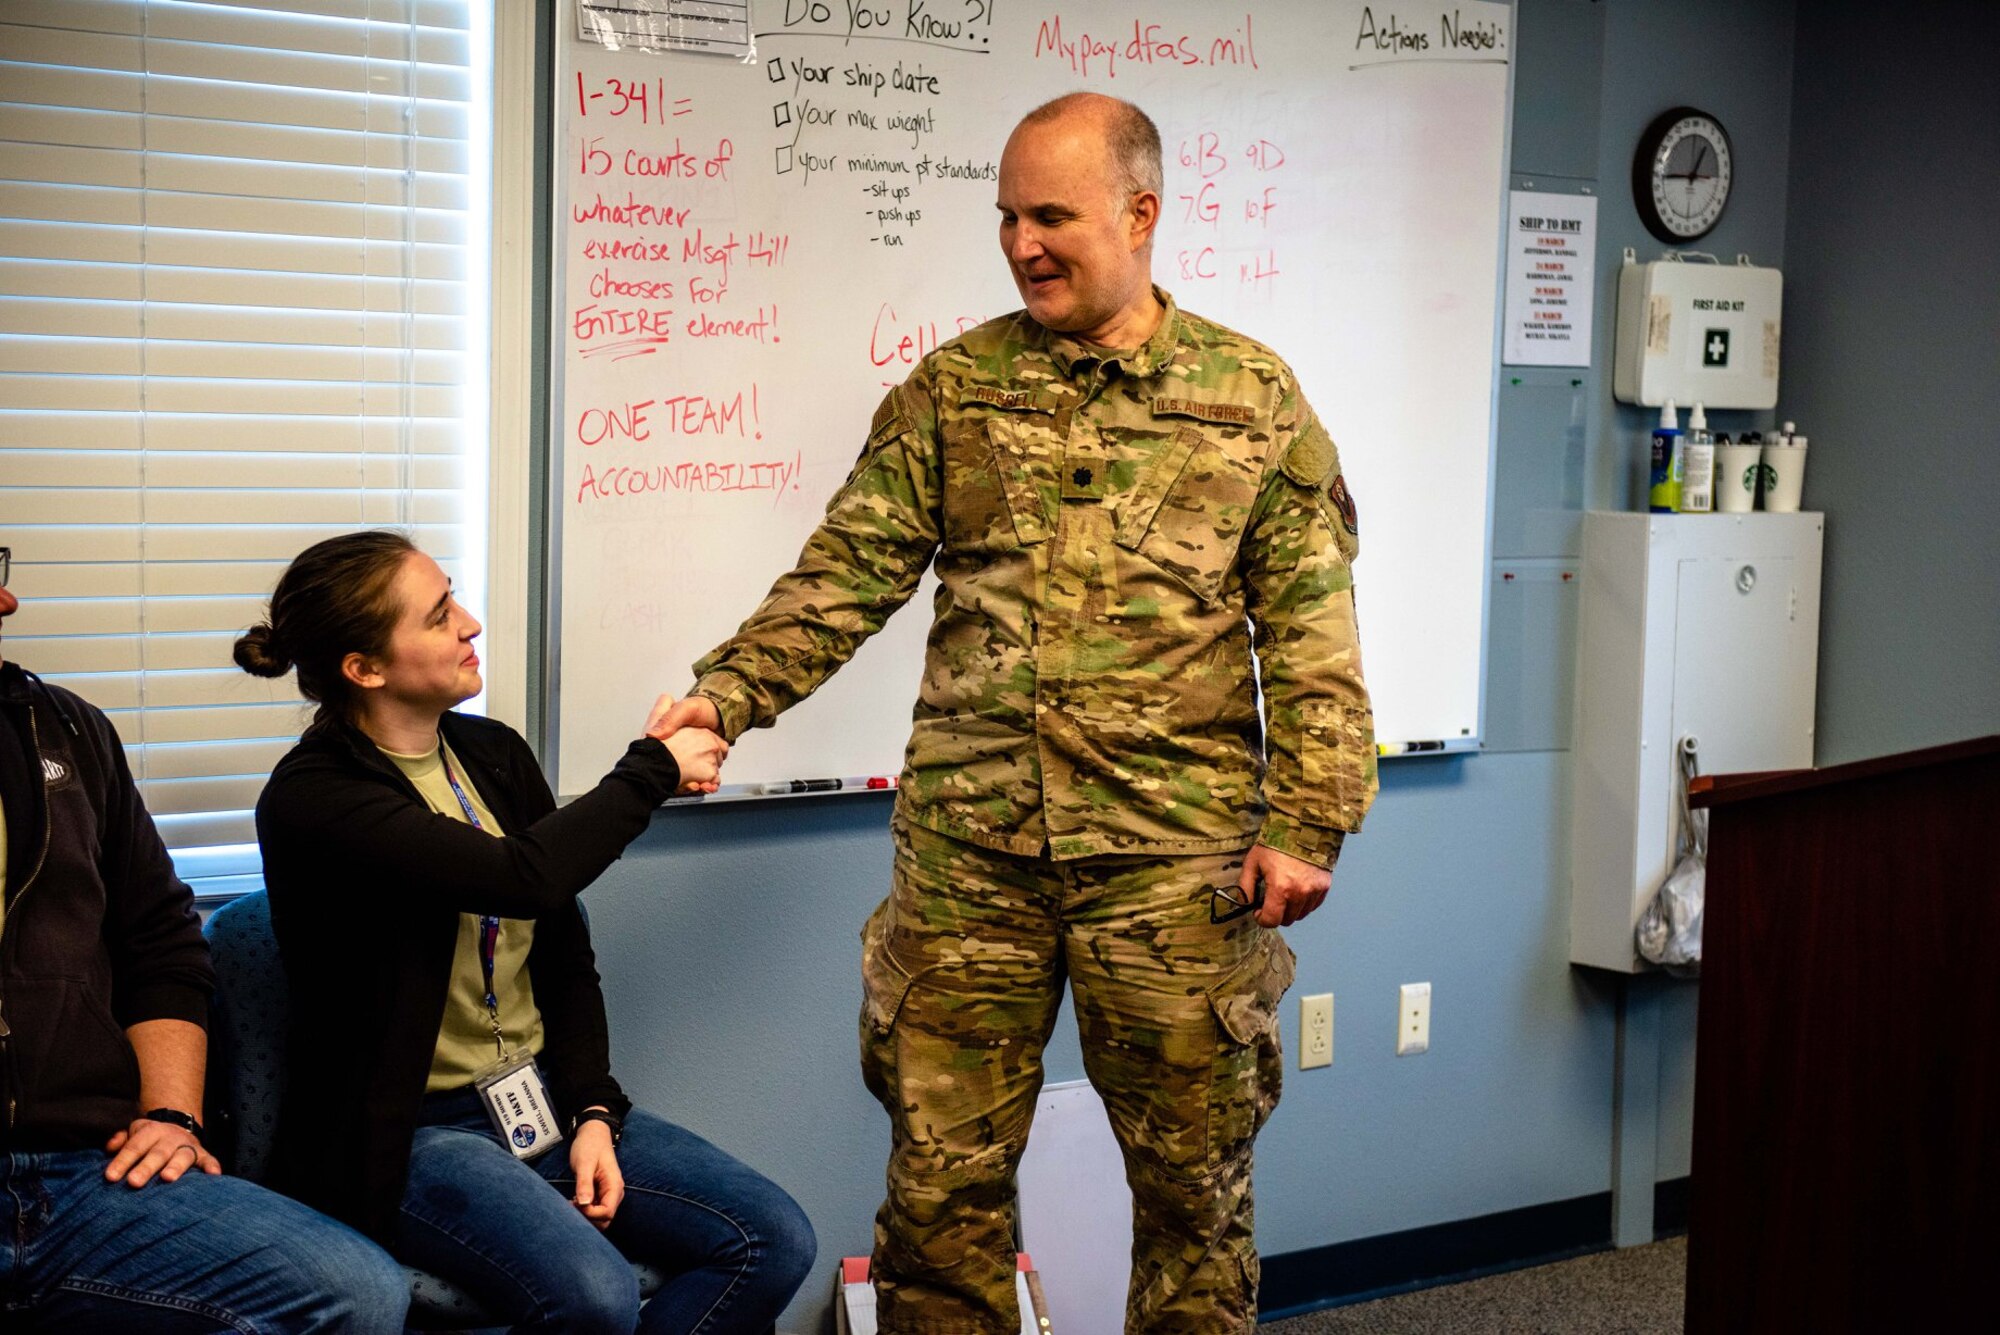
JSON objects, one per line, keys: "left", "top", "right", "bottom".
{"left": 860, "top": 817, "right": 1297, "bottom": 1335}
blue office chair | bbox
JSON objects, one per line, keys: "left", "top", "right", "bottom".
{"left": 204, "top": 890, "right": 664, "bottom": 1330}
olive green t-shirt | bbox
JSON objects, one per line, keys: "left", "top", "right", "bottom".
{"left": 383, "top": 738, "right": 546, "bottom": 1091}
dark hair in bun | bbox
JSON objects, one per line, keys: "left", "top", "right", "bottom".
{"left": 235, "top": 530, "right": 416, "bottom": 725}
{"left": 231, "top": 622, "right": 292, "bottom": 677}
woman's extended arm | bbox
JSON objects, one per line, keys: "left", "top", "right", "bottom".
{"left": 259, "top": 731, "right": 678, "bottom": 920}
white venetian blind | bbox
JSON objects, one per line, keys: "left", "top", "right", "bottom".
{"left": 0, "top": 0, "right": 489, "bottom": 888}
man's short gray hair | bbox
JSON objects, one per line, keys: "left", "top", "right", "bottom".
{"left": 1019, "top": 92, "right": 1163, "bottom": 199}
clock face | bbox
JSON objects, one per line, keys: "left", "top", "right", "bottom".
{"left": 1634, "top": 108, "right": 1733, "bottom": 243}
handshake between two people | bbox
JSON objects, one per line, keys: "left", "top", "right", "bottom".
{"left": 644, "top": 693, "right": 729, "bottom": 795}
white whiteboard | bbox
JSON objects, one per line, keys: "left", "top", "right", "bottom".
{"left": 550, "top": 0, "right": 1511, "bottom": 797}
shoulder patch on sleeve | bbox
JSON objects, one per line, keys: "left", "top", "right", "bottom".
{"left": 868, "top": 385, "right": 913, "bottom": 447}
{"left": 1280, "top": 416, "right": 1340, "bottom": 489}
{"left": 1329, "top": 473, "right": 1359, "bottom": 536}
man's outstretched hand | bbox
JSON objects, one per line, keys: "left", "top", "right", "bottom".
{"left": 644, "top": 693, "right": 727, "bottom": 794}
{"left": 1242, "top": 843, "right": 1333, "bottom": 928}
{"left": 646, "top": 692, "right": 721, "bottom": 741}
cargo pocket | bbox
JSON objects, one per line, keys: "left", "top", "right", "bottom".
{"left": 1115, "top": 427, "right": 1261, "bottom": 605}
{"left": 940, "top": 420, "right": 1022, "bottom": 554}
{"left": 1302, "top": 700, "right": 1375, "bottom": 829}
{"left": 1204, "top": 933, "right": 1296, "bottom": 1169}
{"left": 858, "top": 900, "right": 919, "bottom": 1108}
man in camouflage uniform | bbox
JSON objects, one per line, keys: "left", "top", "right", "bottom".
{"left": 652, "top": 92, "right": 1375, "bottom": 1333}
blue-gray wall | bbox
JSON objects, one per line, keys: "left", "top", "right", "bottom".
{"left": 571, "top": 3, "right": 1833, "bottom": 1327}
{"left": 1780, "top": 0, "right": 2000, "bottom": 767}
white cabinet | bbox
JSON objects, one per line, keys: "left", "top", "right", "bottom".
{"left": 1569, "top": 512, "right": 1824, "bottom": 972}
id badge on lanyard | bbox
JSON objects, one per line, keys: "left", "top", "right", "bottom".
{"left": 443, "top": 749, "right": 563, "bottom": 1161}
{"left": 473, "top": 1048, "right": 562, "bottom": 1160}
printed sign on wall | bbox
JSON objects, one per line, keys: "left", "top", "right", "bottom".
{"left": 1504, "top": 190, "right": 1596, "bottom": 366}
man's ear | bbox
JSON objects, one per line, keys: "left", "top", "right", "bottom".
{"left": 1127, "top": 188, "right": 1161, "bottom": 252}
{"left": 341, "top": 651, "right": 385, "bottom": 693}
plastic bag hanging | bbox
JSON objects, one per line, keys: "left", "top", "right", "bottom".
{"left": 1636, "top": 736, "right": 1705, "bottom": 973}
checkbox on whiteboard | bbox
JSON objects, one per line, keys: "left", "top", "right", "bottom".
{"left": 765, "top": 58, "right": 784, "bottom": 83}
{"left": 775, "top": 144, "right": 794, "bottom": 175}
{"left": 772, "top": 101, "right": 791, "bottom": 128}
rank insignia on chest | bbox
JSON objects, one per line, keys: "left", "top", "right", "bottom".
{"left": 1061, "top": 458, "right": 1107, "bottom": 501}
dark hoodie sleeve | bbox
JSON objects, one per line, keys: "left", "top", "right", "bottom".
{"left": 89, "top": 703, "right": 214, "bottom": 1029}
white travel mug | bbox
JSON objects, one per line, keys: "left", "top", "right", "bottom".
{"left": 1715, "top": 443, "right": 1764, "bottom": 513}
{"left": 1761, "top": 436, "right": 1808, "bottom": 513}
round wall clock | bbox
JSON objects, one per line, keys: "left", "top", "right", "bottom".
{"left": 1633, "top": 107, "right": 1733, "bottom": 243}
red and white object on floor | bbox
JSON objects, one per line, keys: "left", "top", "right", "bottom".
{"left": 834, "top": 1254, "right": 1049, "bottom": 1335}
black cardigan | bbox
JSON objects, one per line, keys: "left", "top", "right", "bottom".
{"left": 255, "top": 710, "right": 679, "bottom": 1238}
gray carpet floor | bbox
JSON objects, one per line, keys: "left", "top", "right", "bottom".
{"left": 1259, "top": 1236, "right": 1687, "bottom": 1334}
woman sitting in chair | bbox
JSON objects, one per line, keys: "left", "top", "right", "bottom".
{"left": 238, "top": 530, "right": 814, "bottom": 1334}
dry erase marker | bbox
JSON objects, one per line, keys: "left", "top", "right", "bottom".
{"left": 865, "top": 776, "right": 897, "bottom": 789}
{"left": 1378, "top": 740, "right": 1447, "bottom": 755}
{"left": 755, "top": 778, "right": 843, "bottom": 794}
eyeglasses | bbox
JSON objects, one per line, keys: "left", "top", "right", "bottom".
{"left": 1209, "top": 881, "right": 1264, "bottom": 924}
{"left": 0, "top": 546, "right": 10, "bottom": 588}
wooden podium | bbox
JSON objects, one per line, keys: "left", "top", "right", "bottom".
{"left": 1684, "top": 736, "right": 2000, "bottom": 1333}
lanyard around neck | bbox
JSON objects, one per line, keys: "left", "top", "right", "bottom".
{"left": 438, "top": 744, "right": 506, "bottom": 1055}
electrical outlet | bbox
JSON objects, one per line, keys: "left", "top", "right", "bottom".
{"left": 1396, "top": 982, "right": 1431, "bottom": 1056}
{"left": 1300, "top": 993, "right": 1333, "bottom": 1069}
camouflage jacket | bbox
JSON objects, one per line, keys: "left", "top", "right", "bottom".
{"left": 692, "top": 289, "right": 1376, "bottom": 866}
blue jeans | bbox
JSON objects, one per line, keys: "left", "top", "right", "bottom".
{"left": 0, "top": 1147, "right": 408, "bottom": 1333}
{"left": 397, "top": 1089, "right": 815, "bottom": 1334}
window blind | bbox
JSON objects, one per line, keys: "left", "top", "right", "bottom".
{"left": 0, "top": 0, "right": 490, "bottom": 889}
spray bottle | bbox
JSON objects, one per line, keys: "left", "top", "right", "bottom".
{"left": 1648, "top": 399, "right": 1681, "bottom": 513}
{"left": 1679, "top": 402, "right": 1714, "bottom": 512}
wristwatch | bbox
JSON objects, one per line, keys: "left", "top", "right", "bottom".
{"left": 571, "top": 1108, "right": 623, "bottom": 1147}
{"left": 143, "top": 1107, "right": 203, "bottom": 1140}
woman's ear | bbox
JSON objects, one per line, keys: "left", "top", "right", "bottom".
{"left": 341, "top": 650, "right": 385, "bottom": 693}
